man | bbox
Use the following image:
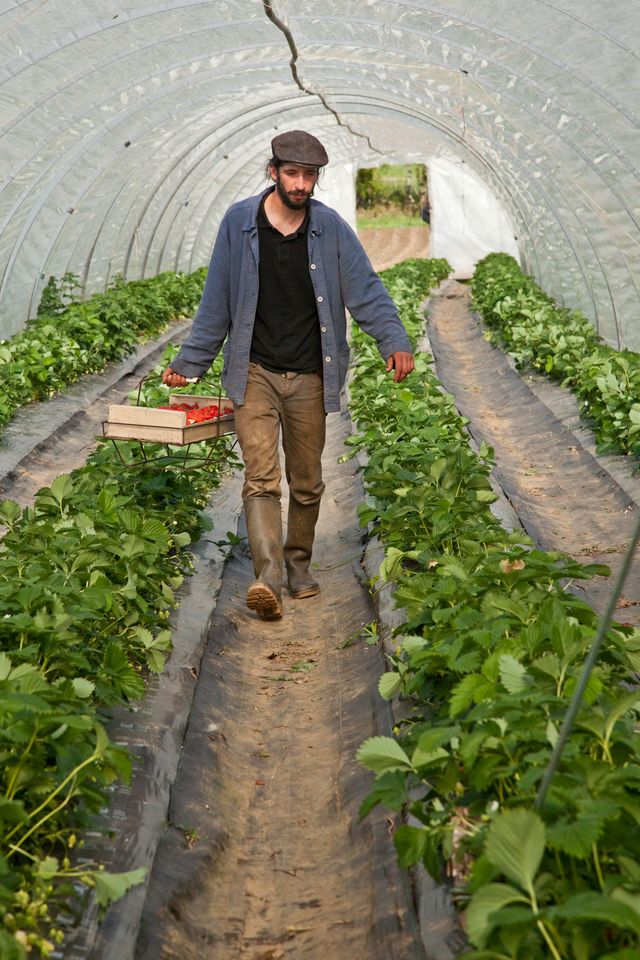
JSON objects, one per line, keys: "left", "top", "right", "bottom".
{"left": 163, "top": 130, "right": 414, "bottom": 621}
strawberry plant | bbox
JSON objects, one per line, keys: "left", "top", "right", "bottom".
{"left": 0, "top": 349, "right": 238, "bottom": 957}
{"left": 472, "top": 253, "right": 640, "bottom": 460}
{"left": 351, "top": 258, "right": 640, "bottom": 957}
{"left": 0, "top": 268, "right": 207, "bottom": 440}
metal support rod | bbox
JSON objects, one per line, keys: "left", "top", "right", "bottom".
{"left": 535, "top": 507, "right": 640, "bottom": 810}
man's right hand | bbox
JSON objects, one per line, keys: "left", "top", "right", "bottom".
{"left": 162, "top": 367, "right": 195, "bottom": 388}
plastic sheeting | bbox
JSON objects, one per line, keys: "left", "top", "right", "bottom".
{"left": 428, "top": 156, "right": 519, "bottom": 277}
{"left": 1, "top": 1, "right": 639, "bottom": 348}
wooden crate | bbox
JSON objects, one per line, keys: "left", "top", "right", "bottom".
{"left": 105, "top": 394, "right": 235, "bottom": 445}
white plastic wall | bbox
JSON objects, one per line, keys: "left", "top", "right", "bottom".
{"left": 318, "top": 162, "right": 358, "bottom": 232}
{"left": 1, "top": 1, "right": 639, "bottom": 349}
{"left": 428, "top": 157, "right": 520, "bottom": 278}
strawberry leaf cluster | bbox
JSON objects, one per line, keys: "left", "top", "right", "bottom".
{"left": 472, "top": 253, "right": 640, "bottom": 460}
{"left": 350, "top": 258, "right": 640, "bottom": 958}
{"left": 0, "top": 347, "right": 236, "bottom": 956}
{"left": 0, "top": 269, "right": 207, "bottom": 436}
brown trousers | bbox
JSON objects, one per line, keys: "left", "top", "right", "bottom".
{"left": 234, "top": 362, "right": 326, "bottom": 506}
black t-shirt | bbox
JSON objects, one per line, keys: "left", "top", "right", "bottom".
{"left": 250, "top": 193, "right": 322, "bottom": 373}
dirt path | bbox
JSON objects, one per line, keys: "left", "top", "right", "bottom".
{"left": 134, "top": 409, "right": 424, "bottom": 960}
{"left": 426, "top": 280, "right": 640, "bottom": 627}
{"left": 359, "top": 225, "right": 429, "bottom": 271}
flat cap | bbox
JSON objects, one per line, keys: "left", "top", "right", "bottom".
{"left": 271, "top": 129, "right": 329, "bottom": 167}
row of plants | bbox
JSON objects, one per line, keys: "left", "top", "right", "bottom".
{"left": 0, "top": 268, "right": 207, "bottom": 438}
{"left": 471, "top": 253, "right": 640, "bottom": 459}
{"left": 349, "top": 259, "right": 640, "bottom": 958}
{"left": 0, "top": 344, "right": 238, "bottom": 959}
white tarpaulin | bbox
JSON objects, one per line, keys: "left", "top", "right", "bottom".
{"left": 428, "top": 157, "right": 520, "bottom": 278}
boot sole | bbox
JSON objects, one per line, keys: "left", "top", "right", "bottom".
{"left": 289, "top": 585, "right": 321, "bottom": 599}
{"left": 246, "top": 583, "right": 283, "bottom": 621}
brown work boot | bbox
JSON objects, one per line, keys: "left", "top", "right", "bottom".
{"left": 284, "top": 500, "right": 321, "bottom": 599}
{"left": 244, "top": 497, "right": 284, "bottom": 620}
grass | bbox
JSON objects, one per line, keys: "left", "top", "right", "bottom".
{"left": 356, "top": 210, "right": 426, "bottom": 230}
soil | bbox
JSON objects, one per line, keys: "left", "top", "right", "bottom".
{"left": 425, "top": 280, "right": 640, "bottom": 628}
{"left": 359, "top": 225, "right": 430, "bottom": 271}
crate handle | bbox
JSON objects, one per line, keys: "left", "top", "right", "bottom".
{"left": 134, "top": 371, "right": 226, "bottom": 409}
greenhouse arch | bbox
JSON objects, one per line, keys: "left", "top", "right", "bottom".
{"left": 2, "top": 0, "right": 639, "bottom": 347}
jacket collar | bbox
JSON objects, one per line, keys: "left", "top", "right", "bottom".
{"left": 242, "top": 187, "right": 322, "bottom": 235}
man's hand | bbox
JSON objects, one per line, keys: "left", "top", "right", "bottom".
{"left": 162, "top": 367, "right": 195, "bottom": 388}
{"left": 386, "top": 351, "right": 415, "bottom": 383}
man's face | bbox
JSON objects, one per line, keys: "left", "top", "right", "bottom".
{"left": 272, "top": 162, "right": 319, "bottom": 210}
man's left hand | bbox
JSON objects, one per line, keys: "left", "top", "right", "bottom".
{"left": 386, "top": 351, "right": 415, "bottom": 383}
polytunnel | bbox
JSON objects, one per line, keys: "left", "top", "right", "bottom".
{"left": 2, "top": 3, "right": 640, "bottom": 960}
{"left": 2, "top": 0, "right": 639, "bottom": 347}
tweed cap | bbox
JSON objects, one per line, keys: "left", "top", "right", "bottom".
{"left": 271, "top": 129, "right": 329, "bottom": 167}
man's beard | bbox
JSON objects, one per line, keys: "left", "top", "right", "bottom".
{"left": 275, "top": 174, "right": 313, "bottom": 210}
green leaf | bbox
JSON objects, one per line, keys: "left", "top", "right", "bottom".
{"left": 617, "top": 855, "right": 640, "bottom": 882}
{"left": 499, "top": 655, "right": 529, "bottom": 694}
{"left": 546, "top": 814, "right": 605, "bottom": 857}
{"left": 438, "top": 556, "right": 470, "bottom": 581}
{"left": 546, "top": 719, "right": 559, "bottom": 747}
{"left": 356, "top": 736, "right": 414, "bottom": 777}
{"left": 379, "top": 546, "right": 406, "bottom": 582}
{"left": 378, "top": 671, "right": 402, "bottom": 700}
{"left": 450, "top": 674, "right": 493, "bottom": 717}
{"left": 429, "top": 458, "right": 447, "bottom": 483}
{"left": 484, "top": 808, "right": 545, "bottom": 894}
{"left": 141, "top": 518, "right": 169, "bottom": 542}
{"left": 145, "top": 648, "right": 166, "bottom": 674}
{"left": 402, "top": 635, "right": 425, "bottom": 655}
{"left": 49, "top": 473, "right": 75, "bottom": 506}
{"left": 120, "top": 534, "right": 147, "bottom": 559}
{"left": 411, "top": 742, "right": 449, "bottom": 768}
{"left": 550, "top": 891, "right": 640, "bottom": 936}
{"left": 604, "top": 690, "right": 640, "bottom": 744}
{"left": 611, "top": 886, "right": 640, "bottom": 920}
{"left": 393, "top": 824, "right": 428, "bottom": 867}
{"left": 475, "top": 489, "right": 498, "bottom": 503}
{"left": 72, "top": 677, "right": 95, "bottom": 699}
{"left": 0, "top": 499, "right": 21, "bottom": 526}
{"left": 359, "top": 770, "right": 407, "bottom": 819}
{"left": 0, "top": 798, "right": 28, "bottom": 824}
{"left": 0, "top": 651, "right": 11, "bottom": 681}
{"left": 481, "top": 593, "right": 529, "bottom": 623}
{"left": 466, "top": 882, "right": 531, "bottom": 947}
{"left": 532, "top": 653, "right": 560, "bottom": 680}
{"left": 92, "top": 866, "right": 148, "bottom": 908}
{"left": 36, "top": 856, "right": 60, "bottom": 880}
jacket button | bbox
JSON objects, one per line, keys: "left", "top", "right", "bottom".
{"left": 317, "top": 295, "right": 323, "bottom": 303}
{"left": 310, "top": 263, "right": 317, "bottom": 270}
{"left": 325, "top": 356, "right": 331, "bottom": 363}
{"left": 321, "top": 326, "right": 327, "bottom": 333}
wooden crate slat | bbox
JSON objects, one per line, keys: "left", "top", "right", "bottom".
{"left": 105, "top": 423, "right": 187, "bottom": 443}
{"left": 108, "top": 404, "right": 187, "bottom": 427}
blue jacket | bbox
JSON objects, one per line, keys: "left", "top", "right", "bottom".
{"left": 171, "top": 188, "right": 413, "bottom": 413}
